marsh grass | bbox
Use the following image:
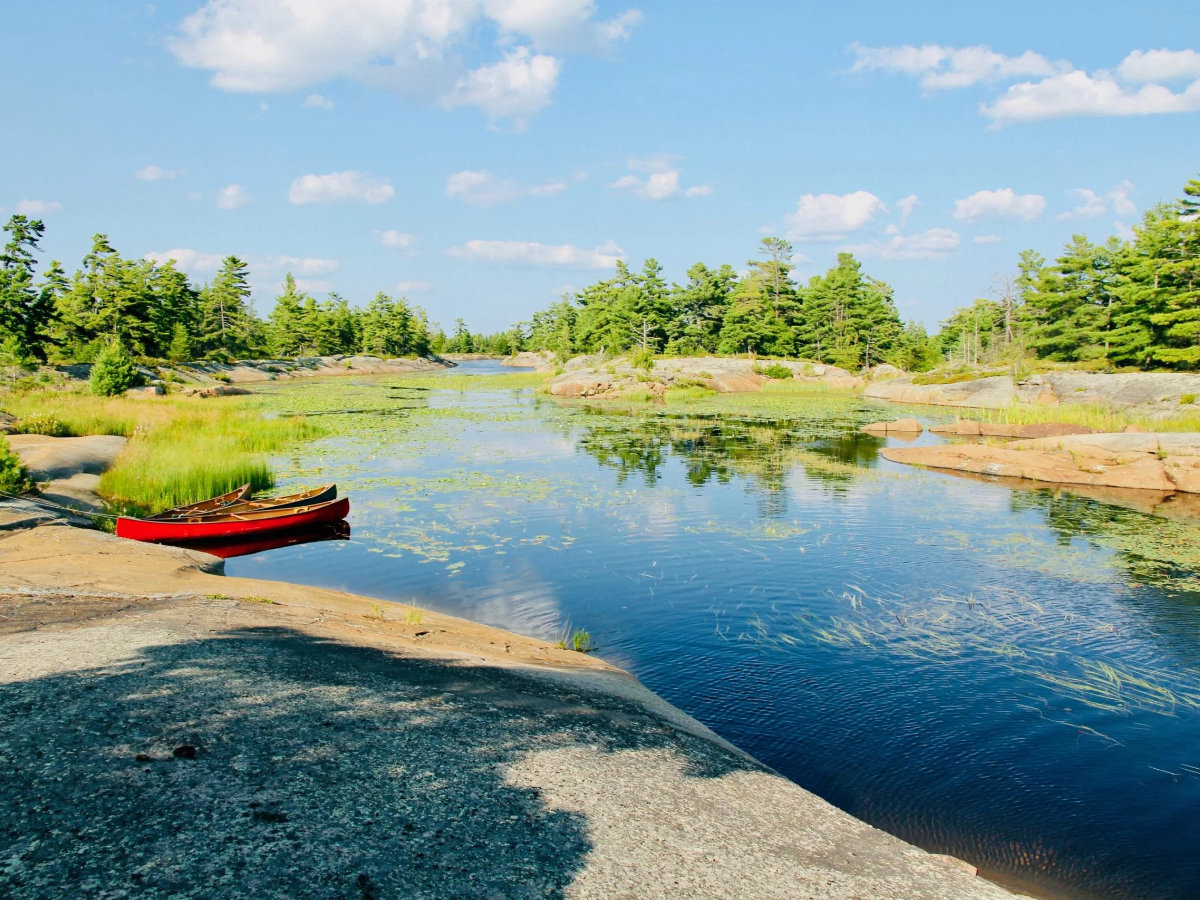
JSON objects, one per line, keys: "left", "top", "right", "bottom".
{"left": 2, "top": 387, "right": 323, "bottom": 514}
{"left": 977, "top": 402, "right": 1200, "bottom": 433}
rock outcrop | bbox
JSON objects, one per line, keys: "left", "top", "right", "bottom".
{"left": 503, "top": 350, "right": 556, "bottom": 371}
{"left": 548, "top": 356, "right": 860, "bottom": 399}
{"left": 866, "top": 372, "right": 1200, "bottom": 418}
{"left": 882, "top": 432, "right": 1200, "bottom": 495}
{"left": 861, "top": 418, "right": 924, "bottom": 435}
{"left": 929, "top": 420, "right": 1095, "bottom": 439}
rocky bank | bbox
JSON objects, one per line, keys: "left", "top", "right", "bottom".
{"left": 865, "top": 371, "right": 1200, "bottom": 418}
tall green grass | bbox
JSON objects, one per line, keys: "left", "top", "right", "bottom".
{"left": 1, "top": 388, "right": 324, "bottom": 514}
{"left": 976, "top": 403, "right": 1200, "bottom": 433}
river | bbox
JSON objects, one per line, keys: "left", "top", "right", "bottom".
{"left": 227, "top": 362, "right": 1200, "bottom": 900}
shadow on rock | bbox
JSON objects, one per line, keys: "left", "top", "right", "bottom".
{"left": 0, "top": 626, "right": 759, "bottom": 898}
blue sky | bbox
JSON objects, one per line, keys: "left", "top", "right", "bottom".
{"left": 3, "top": 1, "right": 1199, "bottom": 334}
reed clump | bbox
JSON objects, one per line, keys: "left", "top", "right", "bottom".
{"left": 1, "top": 387, "right": 323, "bottom": 514}
{"left": 978, "top": 402, "right": 1200, "bottom": 433}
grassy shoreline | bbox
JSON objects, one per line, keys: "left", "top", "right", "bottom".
{"left": 2, "top": 388, "right": 323, "bottom": 515}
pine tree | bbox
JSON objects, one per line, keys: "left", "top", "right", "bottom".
{"left": 0, "top": 215, "right": 56, "bottom": 362}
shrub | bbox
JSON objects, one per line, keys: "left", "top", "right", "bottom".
{"left": 0, "top": 436, "right": 32, "bottom": 495}
{"left": 629, "top": 347, "right": 656, "bottom": 371}
{"left": 1182, "top": 393, "right": 1197, "bottom": 405}
{"left": 18, "top": 413, "right": 70, "bottom": 436}
{"left": 753, "top": 363, "right": 794, "bottom": 380}
{"left": 90, "top": 341, "right": 138, "bottom": 396}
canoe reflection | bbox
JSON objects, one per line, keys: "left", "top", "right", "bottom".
{"left": 167, "top": 520, "right": 351, "bottom": 559}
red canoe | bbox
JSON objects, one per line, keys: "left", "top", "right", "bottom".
{"left": 117, "top": 497, "right": 350, "bottom": 543}
{"left": 147, "top": 483, "right": 337, "bottom": 520}
{"left": 164, "top": 520, "right": 351, "bottom": 559}
{"left": 149, "top": 483, "right": 253, "bottom": 518}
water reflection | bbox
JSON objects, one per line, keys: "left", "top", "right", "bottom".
{"left": 238, "top": 375, "right": 1200, "bottom": 900}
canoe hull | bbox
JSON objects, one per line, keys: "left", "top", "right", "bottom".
{"left": 117, "top": 497, "right": 350, "bottom": 542}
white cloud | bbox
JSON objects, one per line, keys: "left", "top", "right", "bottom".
{"left": 261, "top": 255, "right": 339, "bottom": 276}
{"left": 1058, "top": 188, "right": 1107, "bottom": 220}
{"left": 953, "top": 188, "right": 1045, "bottom": 223}
{"left": 785, "top": 190, "right": 886, "bottom": 241}
{"left": 302, "top": 93, "right": 334, "bottom": 110}
{"left": 445, "top": 169, "right": 567, "bottom": 205}
{"left": 984, "top": 69, "right": 1200, "bottom": 124}
{"left": 136, "top": 164, "right": 183, "bottom": 181}
{"left": 1110, "top": 181, "right": 1137, "bottom": 216}
{"left": 169, "top": 0, "right": 638, "bottom": 128}
{"left": 608, "top": 156, "right": 709, "bottom": 201}
{"left": 843, "top": 227, "right": 961, "bottom": 261}
{"left": 849, "top": 43, "right": 1060, "bottom": 90}
{"left": 484, "top": 0, "right": 640, "bottom": 52}
{"left": 294, "top": 278, "right": 333, "bottom": 292}
{"left": 441, "top": 47, "right": 560, "bottom": 130}
{"left": 216, "top": 183, "right": 252, "bottom": 209}
{"left": 1117, "top": 49, "right": 1200, "bottom": 83}
{"left": 896, "top": 194, "right": 920, "bottom": 222}
{"left": 375, "top": 229, "right": 417, "bottom": 249}
{"left": 144, "top": 248, "right": 224, "bottom": 272}
{"left": 447, "top": 238, "right": 623, "bottom": 268}
{"left": 15, "top": 200, "right": 61, "bottom": 215}
{"left": 1058, "top": 181, "right": 1139, "bottom": 220}
{"left": 289, "top": 171, "right": 394, "bottom": 205}
{"left": 851, "top": 42, "right": 1200, "bottom": 125}
{"left": 395, "top": 280, "right": 430, "bottom": 293}
{"left": 973, "top": 234, "right": 1003, "bottom": 244}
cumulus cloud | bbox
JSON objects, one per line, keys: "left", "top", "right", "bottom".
{"left": 395, "top": 280, "right": 430, "bottom": 293}
{"left": 973, "top": 234, "right": 1003, "bottom": 244}
{"left": 440, "top": 47, "right": 560, "bottom": 129}
{"left": 374, "top": 230, "right": 417, "bottom": 249}
{"left": 608, "top": 155, "right": 711, "bottom": 201}
{"left": 784, "top": 191, "right": 886, "bottom": 241}
{"left": 445, "top": 170, "right": 567, "bottom": 206}
{"left": 1117, "top": 49, "right": 1200, "bottom": 83}
{"left": 168, "top": 0, "right": 638, "bottom": 128}
{"left": 850, "top": 42, "right": 1060, "bottom": 90}
{"left": 447, "top": 238, "right": 623, "bottom": 268}
{"left": 984, "top": 69, "right": 1200, "bottom": 124}
{"left": 15, "top": 200, "right": 62, "bottom": 215}
{"left": 261, "top": 255, "right": 339, "bottom": 276}
{"left": 1058, "top": 182, "right": 1138, "bottom": 220}
{"left": 850, "top": 42, "right": 1200, "bottom": 125}
{"left": 953, "top": 188, "right": 1045, "bottom": 223}
{"left": 289, "top": 171, "right": 394, "bottom": 205}
{"left": 843, "top": 227, "right": 961, "bottom": 261}
{"left": 216, "top": 183, "right": 252, "bottom": 209}
{"left": 896, "top": 194, "right": 920, "bottom": 222}
{"left": 136, "top": 164, "right": 183, "bottom": 181}
{"left": 144, "top": 248, "right": 224, "bottom": 272}
{"left": 302, "top": 93, "right": 334, "bottom": 110}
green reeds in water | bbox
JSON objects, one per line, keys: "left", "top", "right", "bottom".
{"left": 98, "top": 405, "right": 323, "bottom": 515}
{"left": 1, "top": 387, "right": 325, "bottom": 515}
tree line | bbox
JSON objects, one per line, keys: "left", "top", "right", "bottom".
{"left": 0, "top": 220, "right": 434, "bottom": 366}
{"left": 934, "top": 172, "right": 1200, "bottom": 371}
{"left": 508, "top": 239, "right": 930, "bottom": 371}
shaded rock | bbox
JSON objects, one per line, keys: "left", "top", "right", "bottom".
{"left": 126, "top": 384, "right": 165, "bottom": 397}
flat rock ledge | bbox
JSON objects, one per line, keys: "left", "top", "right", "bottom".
{"left": 0, "top": 525, "right": 1016, "bottom": 900}
{"left": 883, "top": 432, "right": 1200, "bottom": 494}
{"left": 549, "top": 356, "right": 861, "bottom": 399}
{"left": 866, "top": 372, "right": 1200, "bottom": 418}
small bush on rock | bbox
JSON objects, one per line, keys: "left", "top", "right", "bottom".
{"left": 90, "top": 341, "right": 137, "bottom": 396}
{"left": 0, "top": 436, "right": 32, "bottom": 495}
{"left": 754, "top": 363, "right": 794, "bottom": 380}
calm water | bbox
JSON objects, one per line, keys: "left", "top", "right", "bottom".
{"left": 230, "top": 363, "right": 1200, "bottom": 900}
